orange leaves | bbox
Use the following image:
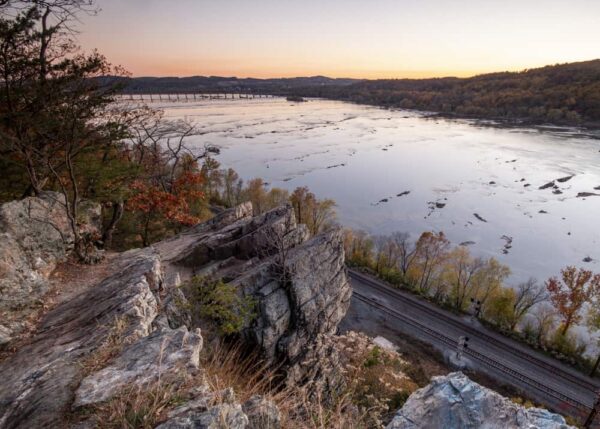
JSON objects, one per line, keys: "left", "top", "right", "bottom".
{"left": 128, "top": 171, "right": 205, "bottom": 227}
{"left": 545, "top": 266, "right": 600, "bottom": 334}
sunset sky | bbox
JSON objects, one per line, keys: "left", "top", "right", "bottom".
{"left": 78, "top": 0, "right": 600, "bottom": 79}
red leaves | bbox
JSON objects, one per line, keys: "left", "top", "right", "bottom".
{"left": 545, "top": 266, "right": 600, "bottom": 334}
{"left": 128, "top": 171, "right": 205, "bottom": 226}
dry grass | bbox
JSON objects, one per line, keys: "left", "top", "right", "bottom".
{"left": 90, "top": 378, "right": 183, "bottom": 429}
{"left": 74, "top": 332, "right": 422, "bottom": 429}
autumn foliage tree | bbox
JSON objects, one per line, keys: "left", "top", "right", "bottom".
{"left": 128, "top": 167, "right": 204, "bottom": 246}
{"left": 545, "top": 266, "right": 600, "bottom": 335}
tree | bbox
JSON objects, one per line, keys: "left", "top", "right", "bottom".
{"left": 411, "top": 231, "right": 450, "bottom": 294}
{"left": 343, "top": 229, "right": 374, "bottom": 268}
{"left": 201, "top": 156, "right": 222, "bottom": 201}
{"left": 290, "top": 186, "right": 336, "bottom": 236}
{"left": 586, "top": 303, "right": 600, "bottom": 376}
{"left": 0, "top": 0, "right": 132, "bottom": 261}
{"left": 473, "top": 258, "right": 510, "bottom": 310}
{"left": 445, "top": 246, "right": 485, "bottom": 310}
{"left": 128, "top": 156, "right": 205, "bottom": 246}
{"left": 484, "top": 287, "right": 517, "bottom": 330}
{"left": 545, "top": 266, "right": 600, "bottom": 335}
{"left": 509, "top": 278, "right": 548, "bottom": 330}
{"left": 392, "top": 232, "right": 417, "bottom": 277}
{"left": 533, "top": 303, "right": 557, "bottom": 347}
{"left": 222, "top": 168, "right": 243, "bottom": 207}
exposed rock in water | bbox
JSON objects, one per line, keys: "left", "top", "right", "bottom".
{"left": 459, "top": 241, "right": 476, "bottom": 246}
{"left": 397, "top": 191, "right": 410, "bottom": 197}
{"left": 553, "top": 189, "right": 563, "bottom": 195}
{"left": 583, "top": 256, "right": 593, "bottom": 263}
{"left": 0, "top": 192, "right": 101, "bottom": 340}
{"left": 539, "top": 181, "right": 555, "bottom": 190}
{"left": 473, "top": 213, "right": 487, "bottom": 223}
{"left": 576, "top": 192, "right": 600, "bottom": 198}
{"left": 556, "top": 175, "right": 574, "bottom": 183}
{"left": 386, "top": 372, "right": 574, "bottom": 429}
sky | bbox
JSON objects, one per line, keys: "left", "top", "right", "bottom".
{"left": 78, "top": 0, "right": 600, "bottom": 79}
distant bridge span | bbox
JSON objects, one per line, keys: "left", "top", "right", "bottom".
{"left": 115, "top": 92, "right": 280, "bottom": 102}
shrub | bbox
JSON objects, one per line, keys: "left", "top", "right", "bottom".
{"left": 185, "top": 276, "right": 256, "bottom": 336}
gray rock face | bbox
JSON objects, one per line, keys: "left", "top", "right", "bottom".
{"left": 0, "top": 202, "right": 348, "bottom": 428}
{"left": 386, "top": 372, "right": 574, "bottom": 429}
{"left": 242, "top": 395, "right": 281, "bottom": 429}
{"left": 0, "top": 192, "right": 101, "bottom": 340}
{"left": 156, "top": 403, "right": 249, "bottom": 429}
{"left": 156, "top": 203, "right": 351, "bottom": 386}
{"left": 0, "top": 248, "right": 162, "bottom": 429}
{"left": 74, "top": 326, "right": 203, "bottom": 407}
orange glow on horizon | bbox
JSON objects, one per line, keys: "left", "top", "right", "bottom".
{"left": 78, "top": 0, "right": 600, "bottom": 81}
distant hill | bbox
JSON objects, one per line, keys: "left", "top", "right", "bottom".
{"left": 115, "top": 60, "right": 600, "bottom": 126}
{"left": 116, "top": 75, "right": 361, "bottom": 94}
{"left": 289, "top": 60, "right": 600, "bottom": 126}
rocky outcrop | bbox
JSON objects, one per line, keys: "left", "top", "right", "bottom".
{"left": 0, "top": 248, "right": 162, "bottom": 428}
{"left": 0, "top": 192, "right": 101, "bottom": 342}
{"left": 386, "top": 372, "right": 574, "bottom": 429}
{"left": 0, "top": 202, "right": 351, "bottom": 428}
{"left": 155, "top": 202, "right": 352, "bottom": 387}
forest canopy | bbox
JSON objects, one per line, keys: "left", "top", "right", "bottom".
{"left": 288, "top": 60, "right": 600, "bottom": 126}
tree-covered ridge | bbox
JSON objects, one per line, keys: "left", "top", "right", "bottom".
{"left": 294, "top": 60, "right": 600, "bottom": 126}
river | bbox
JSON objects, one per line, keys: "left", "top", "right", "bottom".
{"left": 157, "top": 97, "right": 600, "bottom": 284}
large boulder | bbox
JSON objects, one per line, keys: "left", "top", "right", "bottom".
{"left": 386, "top": 372, "right": 574, "bottom": 429}
{"left": 74, "top": 326, "right": 203, "bottom": 407}
{"left": 0, "top": 192, "right": 101, "bottom": 341}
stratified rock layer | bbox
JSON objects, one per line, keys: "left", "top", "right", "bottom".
{"left": 0, "top": 203, "right": 351, "bottom": 428}
{"left": 156, "top": 203, "right": 352, "bottom": 386}
{"left": 74, "top": 326, "right": 203, "bottom": 407}
{"left": 0, "top": 192, "right": 101, "bottom": 341}
{"left": 386, "top": 372, "right": 574, "bottom": 429}
{"left": 0, "top": 249, "right": 162, "bottom": 429}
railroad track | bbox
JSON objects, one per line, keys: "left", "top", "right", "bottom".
{"left": 349, "top": 269, "right": 600, "bottom": 393}
{"left": 352, "top": 290, "right": 592, "bottom": 412}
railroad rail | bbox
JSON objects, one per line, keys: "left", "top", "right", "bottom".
{"left": 349, "top": 268, "right": 600, "bottom": 393}
{"left": 352, "top": 290, "right": 592, "bottom": 413}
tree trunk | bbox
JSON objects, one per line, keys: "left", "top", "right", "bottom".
{"left": 561, "top": 315, "right": 573, "bottom": 336}
{"left": 101, "top": 200, "right": 124, "bottom": 248}
{"left": 591, "top": 354, "right": 600, "bottom": 377}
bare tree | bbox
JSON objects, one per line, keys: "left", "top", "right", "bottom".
{"left": 533, "top": 303, "right": 556, "bottom": 347}
{"left": 510, "top": 278, "right": 548, "bottom": 330}
{"left": 392, "top": 232, "right": 417, "bottom": 277}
